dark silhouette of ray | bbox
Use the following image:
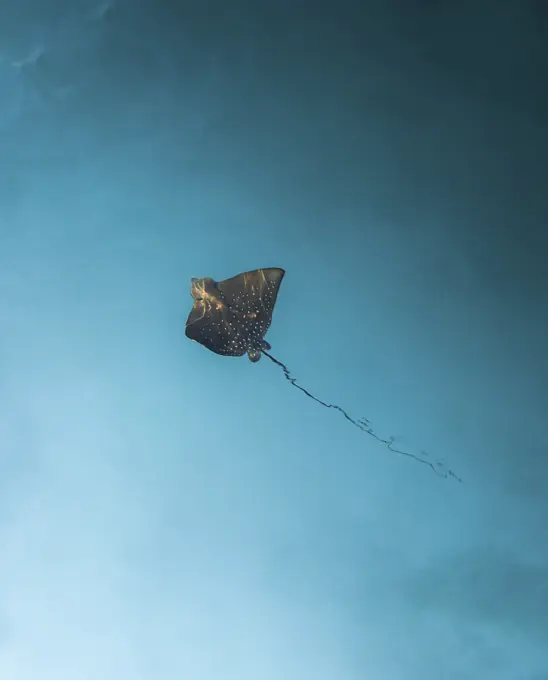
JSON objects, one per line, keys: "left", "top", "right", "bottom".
{"left": 185, "top": 267, "right": 461, "bottom": 482}
{"left": 185, "top": 268, "right": 284, "bottom": 362}
{"left": 262, "top": 350, "right": 462, "bottom": 483}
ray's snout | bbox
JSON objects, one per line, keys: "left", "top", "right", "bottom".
{"left": 190, "top": 277, "right": 204, "bottom": 300}
{"left": 191, "top": 276, "right": 219, "bottom": 301}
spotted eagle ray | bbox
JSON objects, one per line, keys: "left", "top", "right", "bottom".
{"left": 185, "top": 267, "right": 461, "bottom": 482}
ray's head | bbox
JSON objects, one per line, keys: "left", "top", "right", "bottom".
{"left": 190, "top": 277, "right": 216, "bottom": 301}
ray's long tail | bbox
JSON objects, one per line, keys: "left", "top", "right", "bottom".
{"left": 262, "top": 351, "right": 462, "bottom": 482}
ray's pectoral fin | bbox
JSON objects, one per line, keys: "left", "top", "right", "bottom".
{"left": 185, "top": 298, "right": 248, "bottom": 357}
{"left": 185, "top": 301, "right": 207, "bottom": 333}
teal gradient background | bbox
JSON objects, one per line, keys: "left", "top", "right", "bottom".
{"left": 1, "top": 2, "right": 547, "bottom": 678}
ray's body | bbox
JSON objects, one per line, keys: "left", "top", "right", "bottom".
{"left": 185, "top": 267, "right": 284, "bottom": 362}
{"left": 184, "top": 267, "right": 461, "bottom": 481}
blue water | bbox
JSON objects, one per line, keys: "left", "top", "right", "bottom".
{"left": 1, "top": 2, "right": 547, "bottom": 678}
